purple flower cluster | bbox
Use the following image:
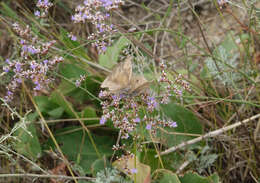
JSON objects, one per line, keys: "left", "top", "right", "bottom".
{"left": 99, "top": 91, "right": 177, "bottom": 140}
{"left": 71, "top": 0, "right": 124, "bottom": 53}
{"left": 159, "top": 60, "right": 190, "bottom": 104}
{"left": 2, "top": 23, "right": 63, "bottom": 102}
{"left": 35, "top": 0, "right": 53, "bottom": 18}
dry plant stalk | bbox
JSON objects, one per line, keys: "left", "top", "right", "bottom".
{"left": 156, "top": 113, "right": 260, "bottom": 157}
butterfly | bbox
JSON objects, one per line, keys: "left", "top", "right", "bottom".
{"left": 101, "top": 56, "right": 150, "bottom": 95}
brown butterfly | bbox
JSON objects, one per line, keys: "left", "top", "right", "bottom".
{"left": 101, "top": 56, "right": 150, "bottom": 95}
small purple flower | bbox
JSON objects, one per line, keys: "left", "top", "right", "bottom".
{"left": 146, "top": 124, "right": 152, "bottom": 130}
{"left": 147, "top": 96, "right": 158, "bottom": 111}
{"left": 101, "top": 0, "right": 113, "bottom": 7}
{"left": 119, "top": 94, "right": 125, "bottom": 99}
{"left": 98, "top": 26, "right": 104, "bottom": 33}
{"left": 28, "top": 47, "right": 37, "bottom": 54}
{"left": 100, "top": 116, "right": 107, "bottom": 124}
{"left": 83, "top": 0, "right": 88, "bottom": 6}
{"left": 133, "top": 117, "right": 140, "bottom": 123}
{"left": 5, "top": 59, "right": 10, "bottom": 64}
{"left": 130, "top": 168, "right": 138, "bottom": 174}
{"left": 131, "top": 102, "right": 137, "bottom": 108}
{"left": 43, "top": 0, "right": 49, "bottom": 5}
{"left": 20, "top": 40, "right": 25, "bottom": 44}
{"left": 169, "top": 121, "right": 177, "bottom": 128}
{"left": 101, "top": 46, "right": 107, "bottom": 52}
{"left": 71, "top": 35, "right": 77, "bottom": 41}
{"left": 123, "top": 117, "right": 128, "bottom": 122}
{"left": 121, "top": 133, "right": 129, "bottom": 139}
{"left": 15, "top": 63, "right": 22, "bottom": 72}
{"left": 99, "top": 91, "right": 105, "bottom": 98}
{"left": 75, "top": 80, "right": 81, "bottom": 87}
{"left": 111, "top": 95, "right": 117, "bottom": 100}
{"left": 34, "top": 84, "right": 41, "bottom": 90}
{"left": 83, "top": 13, "right": 88, "bottom": 19}
{"left": 7, "top": 90, "right": 13, "bottom": 96}
{"left": 43, "top": 59, "right": 48, "bottom": 64}
{"left": 3, "top": 66, "right": 9, "bottom": 72}
{"left": 16, "top": 78, "right": 22, "bottom": 83}
{"left": 22, "top": 45, "right": 28, "bottom": 52}
{"left": 30, "top": 63, "right": 37, "bottom": 69}
{"left": 34, "top": 10, "right": 40, "bottom": 17}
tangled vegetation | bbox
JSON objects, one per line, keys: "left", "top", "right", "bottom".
{"left": 0, "top": 0, "right": 259, "bottom": 183}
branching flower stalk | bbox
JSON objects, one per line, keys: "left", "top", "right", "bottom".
{"left": 1, "top": 0, "right": 64, "bottom": 102}
{"left": 72, "top": 0, "right": 124, "bottom": 53}
{"left": 2, "top": 24, "right": 63, "bottom": 101}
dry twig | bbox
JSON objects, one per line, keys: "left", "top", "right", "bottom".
{"left": 156, "top": 113, "right": 260, "bottom": 157}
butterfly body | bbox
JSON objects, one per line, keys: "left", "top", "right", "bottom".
{"left": 101, "top": 57, "right": 149, "bottom": 95}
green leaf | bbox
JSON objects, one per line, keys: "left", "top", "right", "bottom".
{"left": 179, "top": 172, "right": 219, "bottom": 183}
{"left": 91, "top": 158, "right": 109, "bottom": 176}
{"left": 58, "top": 63, "right": 101, "bottom": 102}
{"left": 47, "top": 107, "right": 64, "bottom": 119}
{"left": 57, "top": 79, "right": 77, "bottom": 95}
{"left": 45, "top": 127, "right": 115, "bottom": 173}
{"left": 159, "top": 172, "right": 181, "bottom": 183}
{"left": 159, "top": 103, "right": 203, "bottom": 147}
{"left": 14, "top": 114, "right": 42, "bottom": 160}
{"left": 0, "top": 2, "right": 19, "bottom": 20}
{"left": 81, "top": 106, "right": 98, "bottom": 124}
{"left": 50, "top": 91, "right": 75, "bottom": 118}
{"left": 34, "top": 96, "right": 65, "bottom": 119}
{"left": 139, "top": 148, "right": 183, "bottom": 173}
{"left": 58, "top": 75, "right": 101, "bottom": 103}
{"left": 34, "top": 96, "right": 60, "bottom": 114}
{"left": 99, "top": 36, "right": 130, "bottom": 68}
{"left": 59, "top": 63, "right": 87, "bottom": 79}
{"left": 139, "top": 149, "right": 160, "bottom": 173}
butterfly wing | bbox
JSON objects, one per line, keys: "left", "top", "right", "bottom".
{"left": 129, "top": 75, "right": 150, "bottom": 95}
{"left": 101, "top": 56, "right": 132, "bottom": 93}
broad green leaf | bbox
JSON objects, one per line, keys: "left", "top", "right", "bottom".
{"left": 57, "top": 79, "right": 77, "bottom": 95}
{"left": 34, "top": 96, "right": 64, "bottom": 118}
{"left": 139, "top": 148, "right": 183, "bottom": 173}
{"left": 47, "top": 107, "right": 64, "bottom": 119}
{"left": 159, "top": 172, "right": 180, "bottom": 183}
{"left": 81, "top": 106, "right": 98, "bottom": 124}
{"left": 58, "top": 75, "right": 101, "bottom": 103}
{"left": 139, "top": 149, "right": 160, "bottom": 173}
{"left": 179, "top": 172, "right": 219, "bottom": 183}
{"left": 159, "top": 103, "right": 203, "bottom": 147}
{"left": 45, "top": 127, "right": 115, "bottom": 173}
{"left": 14, "top": 114, "right": 42, "bottom": 160}
{"left": 91, "top": 158, "right": 109, "bottom": 176}
{"left": 34, "top": 96, "right": 60, "bottom": 114}
{"left": 59, "top": 63, "right": 87, "bottom": 79}
{"left": 50, "top": 91, "right": 75, "bottom": 118}
{"left": 99, "top": 36, "right": 130, "bottom": 68}
{"left": 58, "top": 63, "right": 101, "bottom": 102}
